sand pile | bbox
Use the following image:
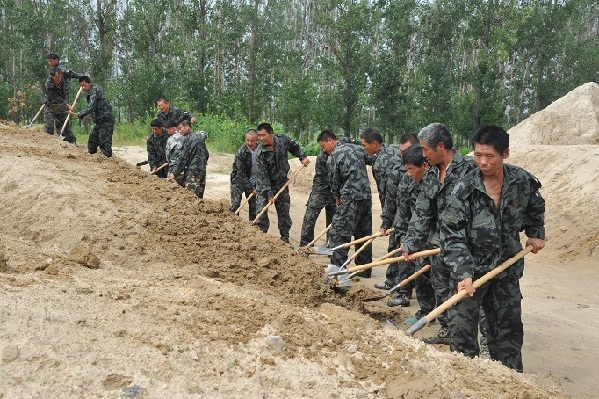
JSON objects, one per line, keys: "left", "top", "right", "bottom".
{"left": 0, "top": 127, "right": 569, "bottom": 398}
{"left": 508, "top": 82, "right": 599, "bottom": 146}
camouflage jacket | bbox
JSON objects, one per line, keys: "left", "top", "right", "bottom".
{"left": 45, "top": 80, "right": 71, "bottom": 112}
{"left": 380, "top": 162, "right": 406, "bottom": 230}
{"left": 327, "top": 141, "right": 371, "bottom": 202}
{"left": 230, "top": 144, "right": 256, "bottom": 192}
{"left": 147, "top": 131, "right": 168, "bottom": 171}
{"left": 392, "top": 172, "right": 422, "bottom": 243}
{"left": 402, "top": 151, "right": 476, "bottom": 253}
{"left": 440, "top": 163, "right": 545, "bottom": 281}
{"left": 166, "top": 133, "right": 184, "bottom": 175}
{"left": 157, "top": 105, "right": 192, "bottom": 124}
{"left": 312, "top": 149, "right": 334, "bottom": 196}
{"left": 43, "top": 68, "right": 81, "bottom": 105}
{"left": 172, "top": 132, "right": 208, "bottom": 178}
{"left": 78, "top": 85, "right": 113, "bottom": 122}
{"left": 256, "top": 134, "right": 306, "bottom": 198}
{"left": 371, "top": 144, "right": 401, "bottom": 206}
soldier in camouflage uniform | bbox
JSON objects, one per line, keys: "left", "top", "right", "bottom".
{"left": 76, "top": 76, "right": 114, "bottom": 157}
{"left": 439, "top": 126, "right": 545, "bottom": 371}
{"left": 401, "top": 123, "right": 477, "bottom": 345}
{"left": 147, "top": 119, "right": 169, "bottom": 178}
{"left": 255, "top": 123, "right": 310, "bottom": 243}
{"left": 166, "top": 121, "right": 186, "bottom": 187}
{"left": 45, "top": 68, "right": 78, "bottom": 144}
{"left": 44, "top": 53, "right": 81, "bottom": 137}
{"left": 318, "top": 131, "right": 372, "bottom": 272}
{"left": 169, "top": 119, "right": 208, "bottom": 198}
{"left": 299, "top": 130, "right": 337, "bottom": 247}
{"left": 359, "top": 128, "right": 400, "bottom": 279}
{"left": 391, "top": 145, "right": 436, "bottom": 320}
{"left": 377, "top": 134, "right": 420, "bottom": 298}
{"left": 156, "top": 97, "right": 196, "bottom": 125}
{"left": 230, "top": 129, "right": 258, "bottom": 221}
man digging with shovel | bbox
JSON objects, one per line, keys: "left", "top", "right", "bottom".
{"left": 439, "top": 125, "right": 545, "bottom": 372}
{"left": 317, "top": 130, "right": 372, "bottom": 287}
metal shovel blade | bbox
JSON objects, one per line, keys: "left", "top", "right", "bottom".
{"left": 322, "top": 264, "right": 350, "bottom": 287}
{"left": 21, "top": 122, "right": 34, "bottom": 129}
{"left": 311, "top": 245, "right": 335, "bottom": 256}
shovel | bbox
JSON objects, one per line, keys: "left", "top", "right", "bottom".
{"left": 60, "top": 86, "right": 83, "bottom": 135}
{"left": 362, "top": 264, "right": 432, "bottom": 302}
{"left": 252, "top": 164, "right": 306, "bottom": 225}
{"left": 234, "top": 192, "right": 256, "bottom": 215}
{"left": 298, "top": 224, "right": 332, "bottom": 255}
{"left": 150, "top": 162, "right": 169, "bottom": 175}
{"left": 323, "top": 237, "right": 376, "bottom": 286}
{"left": 334, "top": 248, "right": 441, "bottom": 286}
{"left": 407, "top": 245, "right": 533, "bottom": 335}
{"left": 21, "top": 104, "right": 46, "bottom": 128}
{"left": 313, "top": 228, "right": 395, "bottom": 256}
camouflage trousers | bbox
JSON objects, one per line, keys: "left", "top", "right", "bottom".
{"left": 328, "top": 199, "right": 372, "bottom": 268}
{"left": 88, "top": 118, "right": 114, "bottom": 157}
{"left": 45, "top": 110, "right": 76, "bottom": 144}
{"left": 185, "top": 174, "right": 206, "bottom": 199}
{"left": 255, "top": 186, "right": 292, "bottom": 241}
{"left": 447, "top": 272, "right": 522, "bottom": 372}
{"left": 385, "top": 233, "right": 415, "bottom": 296}
{"left": 430, "top": 253, "right": 450, "bottom": 329}
{"left": 230, "top": 184, "right": 256, "bottom": 221}
{"left": 299, "top": 192, "right": 336, "bottom": 247}
{"left": 413, "top": 259, "right": 436, "bottom": 318}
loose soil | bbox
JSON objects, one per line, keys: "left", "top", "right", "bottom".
{"left": 2, "top": 85, "right": 599, "bottom": 398}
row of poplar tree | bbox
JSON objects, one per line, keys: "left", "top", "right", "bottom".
{"left": 2, "top": 0, "right": 598, "bottom": 145}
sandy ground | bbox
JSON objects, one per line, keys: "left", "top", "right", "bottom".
{"left": 119, "top": 144, "right": 599, "bottom": 399}
{"left": 0, "top": 123, "right": 595, "bottom": 398}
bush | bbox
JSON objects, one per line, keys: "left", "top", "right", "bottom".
{"left": 72, "top": 113, "right": 254, "bottom": 153}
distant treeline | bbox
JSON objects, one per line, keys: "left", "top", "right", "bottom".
{"left": 2, "top": 0, "right": 598, "bottom": 148}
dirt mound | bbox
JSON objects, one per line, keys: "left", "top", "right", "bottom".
{"left": 510, "top": 145, "right": 599, "bottom": 261}
{"left": 0, "top": 127, "right": 569, "bottom": 398}
{"left": 508, "top": 82, "right": 599, "bottom": 146}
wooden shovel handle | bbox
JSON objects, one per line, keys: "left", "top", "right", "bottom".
{"left": 339, "top": 228, "right": 394, "bottom": 250}
{"left": 407, "top": 246, "right": 533, "bottom": 335}
{"left": 150, "top": 162, "right": 169, "bottom": 175}
{"left": 31, "top": 104, "right": 46, "bottom": 123}
{"left": 252, "top": 164, "right": 306, "bottom": 224}
{"left": 347, "top": 248, "right": 440, "bottom": 274}
{"left": 234, "top": 192, "right": 255, "bottom": 215}
{"left": 61, "top": 86, "right": 83, "bottom": 134}
{"left": 349, "top": 237, "right": 374, "bottom": 261}
{"left": 307, "top": 223, "right": 332, "bottom": 247}
{"left": 398, "top": 264, "right": 431, "bottom": 288}
{"left": 374, "top": 246, "right": 403, "bottom": 263}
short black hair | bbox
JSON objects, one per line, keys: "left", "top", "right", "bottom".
{"left": 471, "top": 125, "right": 509, "bottom": 154}
{"left": 256, "top": 122, "right": 274, "bottom": 134}
{"left": 157, "top": 97, "right": 170, "bottom": 103}
{"left": 49, "top": 67, "right": 62, "bottom": 76}
{"left": 402, "top": 144, "right": 426, "bottom": 167}
{"left": 360, "top": 127, "right": 383, "bottom": 144}
{"left": 47, "top": 53, "right": 59, "bottom": 61}
{"left": 150, "top": 119, "right": 164, "bottom": 128}
{"left": 317, "top": 129, "right": 337, "bottom": 142}
{"left": 164, "top": 120, "right": 178, "bottom": 129}
{"left": 178, "top": 118, "right": 191, "bottom": 128}
{"left": 78, "top": 75, "right": 91, "bottom": 83}
{"left": 399, "top": 133, "right": 419, "bottom": 145}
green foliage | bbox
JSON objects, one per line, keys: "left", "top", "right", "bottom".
{"left": 301, "top": 140, "right": 322, "bottom": 157}
{"left": 1, "top": 0, "right": 598, "bottom": 142}
{"left": 72, "top": 113, "right": 252, "bottom": 153}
